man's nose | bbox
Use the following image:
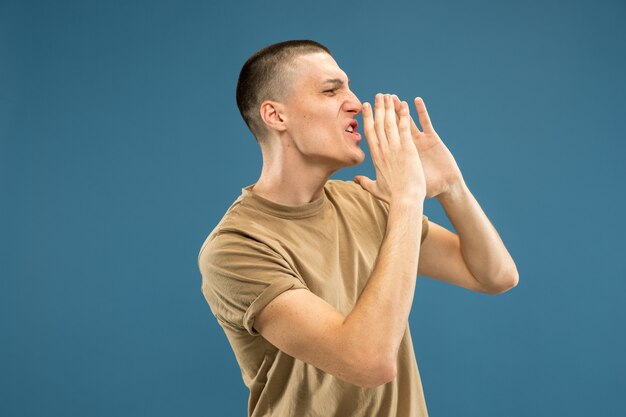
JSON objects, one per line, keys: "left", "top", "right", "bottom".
{"left": 344, "top": 91, "right": 363, "bottom": 114}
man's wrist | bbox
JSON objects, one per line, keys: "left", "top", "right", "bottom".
{"left": 389, "top": 194, "right": 425, "bottom": 211}
{"left": 436, "top": 180, "right": 468, "bottom": 206}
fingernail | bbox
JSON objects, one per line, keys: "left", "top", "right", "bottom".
{"left": 375, "top": 93, "right": 381, "bottom": 102}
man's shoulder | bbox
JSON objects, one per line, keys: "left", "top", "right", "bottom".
{"left": 326, "top": 178, "right": 387, "bottom": 211}
{"left": 326, "top": 178, "right": 360, "bottom": 192}
{"left": 326, "top": 178, "right": 371, "bottom": 201}
{"left": 196, "top": 194, "right": 257, "bottom": 262}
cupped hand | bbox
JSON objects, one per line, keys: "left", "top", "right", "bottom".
{"left": 353, "top": 94, "right": 426, "bottom": 205}
{"left": 390, "top": 94, "right": 464, "bottom": 199}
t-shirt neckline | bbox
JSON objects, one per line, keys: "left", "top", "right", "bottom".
{"left": 241, "top": 183, "right": 328, "bottom": 219}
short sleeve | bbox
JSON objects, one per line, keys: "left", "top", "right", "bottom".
{"left": 198, "top": 231, "right": 308, "bottom": 336}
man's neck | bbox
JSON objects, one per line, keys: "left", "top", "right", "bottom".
{"left": 251, "top": 170, "right": 331, "bottom": 207}
{"left": 251, "top": 146, "right": 335, "bottom": 206}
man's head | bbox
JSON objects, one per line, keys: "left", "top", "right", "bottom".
{"left": 236, "top": 40, "right": 331, "bottom": 141}
{"left": 236, "top": 40, "right": 364, "bottom": 169}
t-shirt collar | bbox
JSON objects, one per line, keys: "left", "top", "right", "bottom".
{"left": 240, "top": 183, "right": 328, "bottom": 219}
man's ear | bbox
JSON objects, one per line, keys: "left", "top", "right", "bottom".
{"left": 259, "top": 100, "right": 287, "bottom": 133}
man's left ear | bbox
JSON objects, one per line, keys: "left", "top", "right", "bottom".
{"left": 259, "top": 100, "right": 288, "bottom": 133}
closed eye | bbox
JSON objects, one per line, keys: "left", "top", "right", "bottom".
{"left": 323, "top": 89, "right": 337, "bottom": 95}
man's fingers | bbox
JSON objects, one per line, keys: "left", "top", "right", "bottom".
{"left": 414, "top": 97, "right": 434, "bottom": 133}
{"left": 353, "top": 175, "right": 376, "bottom": 194}
{"left": 393, "top": 94, "right": 422, "bottom": 138}
{"left": 392, "top": 95, "right": 403, "bottom": 120}
{"left": 398, "top": 100, "right": 412, "bottom": 147}
{"left": 410, "top": 114, "right": 422, "bottom": 138}
{"left": 383, "top": 94, "right": 400, "bottom": 145}
{"left": 374, "top": 93, "right": 388, "bottom": 150}
{"left": 361, "top": 102, "right": 381, "bottom": 161}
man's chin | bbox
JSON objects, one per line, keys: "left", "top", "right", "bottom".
{"left": 347, "top": 149, "right": 366, "bottom": 166}
{"left": 335, "top": 154, "right": 365, "bottom": 171}
{"left": 323, "top": 149, "right": 366, "bottom": 172}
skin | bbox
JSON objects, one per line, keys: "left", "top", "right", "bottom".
{"left": 251, "top": 52, "right": 520, "bottom": 387}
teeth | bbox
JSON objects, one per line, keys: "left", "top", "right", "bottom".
{"left": 346, "top": 126, "right": 354, "bottom": 132}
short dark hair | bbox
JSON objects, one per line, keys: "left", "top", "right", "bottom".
{"left": 236, "top": 40, "right": 332, "bottom": 142}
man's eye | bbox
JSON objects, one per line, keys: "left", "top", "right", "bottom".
{"left": 324, "top": 89, "right": 337, "bottom": 94}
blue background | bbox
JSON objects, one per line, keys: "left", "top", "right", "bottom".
{"left": 2, "top": 0, "right": 625, "bottom": 416}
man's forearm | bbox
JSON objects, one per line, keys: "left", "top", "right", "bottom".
{"left": 437, "top": 181, "right": 519, "bottom": 292}
{"left": 342, "top": 199, "right": 424, "bottom": 367}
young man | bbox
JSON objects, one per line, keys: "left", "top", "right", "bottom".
{"left": 198, "top": 40, "right": 518, "bottom": 417}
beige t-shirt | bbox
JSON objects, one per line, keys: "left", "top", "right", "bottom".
{"left": 198, "top": 179, "right": 429, "bottom": 417}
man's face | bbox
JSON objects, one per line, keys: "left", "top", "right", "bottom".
{"left": 280, "top": 52, "right": 364, "bottom": 171}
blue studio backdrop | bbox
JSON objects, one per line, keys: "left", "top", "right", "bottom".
{"left": 2, "top": 1, "right": 625, "bottom": 416}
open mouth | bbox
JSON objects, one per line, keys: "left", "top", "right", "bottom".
{"left": 344, "top": 120, "right": 361, "bottom": 141}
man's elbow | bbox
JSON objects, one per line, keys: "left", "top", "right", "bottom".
{"left": 363, "top": 359, "right": 397, "bottom": 388}
{"left": 486, "top": 269, "right": 519, "bottom": 295}
{"left": 346, "top": 352, "right": 397, "bottom": 388}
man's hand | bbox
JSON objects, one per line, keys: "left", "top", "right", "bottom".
{"left": 389, "top": 96, "right": 519, "bottom": 292}
{"left": 353, "top": 93, "right": 426, "bottom": 204}
{"left": 391, "top": 95, "right": 464, "bottom": 199}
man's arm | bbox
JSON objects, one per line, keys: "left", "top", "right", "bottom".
{"left": 385, "top": 95, "right": 518, "bottom": 294}
{"left": 417, "top": 182, "right": 519, "bottom": 294}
